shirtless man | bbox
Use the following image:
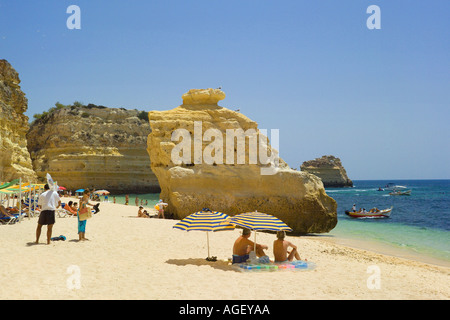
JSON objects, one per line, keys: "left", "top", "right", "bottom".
{"left": 273, "top": 231, "right": 303, "bottom": 262}
{"left": 232, "top": 228, "right": 269, "bottom": 264}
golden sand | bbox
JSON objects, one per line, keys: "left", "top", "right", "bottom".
{"left": 0, "top": 197, "right": 448, "bottom": 299}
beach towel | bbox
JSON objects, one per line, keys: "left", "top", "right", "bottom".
{"left": 50, "top": 235, "right": 66, "bottom": 241}
{"left": 233, "top": 260, "right": 316, "bottom": 272}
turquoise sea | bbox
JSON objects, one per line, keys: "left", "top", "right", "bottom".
{"left": 110, "top": 180, "right": 450, "bottom": 267}
{"left": 326, "top": 180, "right": 450, "bottom": 266}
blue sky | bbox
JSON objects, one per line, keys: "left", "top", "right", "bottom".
{"left": 1, "top": 0, "right": 449, "bottom": 179}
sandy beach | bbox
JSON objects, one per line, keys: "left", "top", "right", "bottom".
{"left": 0, "top": 197, "right": 448, "bottom": 300}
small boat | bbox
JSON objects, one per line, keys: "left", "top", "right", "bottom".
{"left": 389, "top": 186, "right": 411, "bottom": 196}
{"left": 389, "top": 190, "right": 411, "bottom": 196}
{"left": 345, "top": 207, "right": 393, "bottom": 218}
{"left": 384, "top": 183, "right": 408, "bottom": 190}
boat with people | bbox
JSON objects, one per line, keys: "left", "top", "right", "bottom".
{"left": 345, "top": 206, "right": 393, "bottom": 218}
{"left": 389, "top": 190, "right": 411, "bottom": 196}
{"left": 388, "top": 186, "right": 412, "bottom": 196}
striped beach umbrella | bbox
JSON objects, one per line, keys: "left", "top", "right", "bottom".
{"left": 229, "top": 211, "right": 292, "bottom": 253}
{"left": 173, "top": 208, "right": 235, "bottom": 260}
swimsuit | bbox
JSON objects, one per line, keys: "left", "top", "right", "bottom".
{"left": 77, "top": 202, "right": 87, "bottom": 233}
{"left": 232, "top": 254, "right": 249, "bottom": 264}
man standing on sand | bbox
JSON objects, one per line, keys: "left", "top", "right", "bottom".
{"left": 232, "top": 228, "right": 270, "bottom": 264}
{"left": 273, "top": 231, "right": 304, "bottom": 262}
{"left": 35, "top": 184, "right": 61, "bottom": 244}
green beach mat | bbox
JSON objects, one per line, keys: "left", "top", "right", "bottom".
{"left": 233, "top": 260, "right": 316, "bottom": 272}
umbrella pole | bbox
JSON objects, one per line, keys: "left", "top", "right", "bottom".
{"left": 254, "top": 231, "right": 257, "bottom": 255}
{"left": 19, "top": 178, "right": 22, "bottom": 222}
{"left": 207, "top": 231, "right": 210, "bottom": 258}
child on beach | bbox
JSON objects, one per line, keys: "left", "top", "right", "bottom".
{"left": 77, "top": 189, "right": 97, "bottom": 241}
{"left": 155, "top": 200, "right": 167, "bottom": 219}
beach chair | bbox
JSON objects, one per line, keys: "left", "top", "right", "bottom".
{"left": 0, "top": 214, "right": 18, "bottom": 225}
{"left": 56, "top": 208, "right": 76, "bottom": 218}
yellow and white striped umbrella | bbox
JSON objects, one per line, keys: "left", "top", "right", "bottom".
{"left": 173, "top": 208, "right": 235, "bottom": 259}
{"left": 228, "top": 211, "right": 292, "bottom": 232}
{"left": 228, "top": 211, "right": 292, "bottom": 253}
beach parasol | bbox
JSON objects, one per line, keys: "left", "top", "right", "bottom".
{"left": 0, "top": 179, "right": 20, "bottom": 190}
{"left": 94, "top": 190, "right": 110, "bottom": 195}
{"left": 173, "top": 208, "right": 235, "bottom": 260}
{"left": 46, "top": 173, "right": 59, "bottom": 191}
{"left": 228, "top": 210, "right": 292, "bottom": 253}
{"left": 58, "top": 186, "right": 67, "bottom": 191}
{"left": 75, "top": 189, "right": 85, "bottom": 193}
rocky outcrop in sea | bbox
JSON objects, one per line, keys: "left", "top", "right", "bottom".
{"left": 301, "top": 155, "right": 353, "bottom": 188}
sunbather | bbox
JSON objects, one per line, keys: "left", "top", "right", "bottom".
{"left": 273, "top": 231, "right": 304, "bottom": 262}
{"left": 64, "top": 201, "right": 77, "bottom": 215}
{"left": 0, "top": 205, "right": 15, "bottom": 217}
{"left": 232, "top": 228, "right": 269, "bottom": 264}
{"left": 137, "top": 206, "right": 149, "bottom": 218}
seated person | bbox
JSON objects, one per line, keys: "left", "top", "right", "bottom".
{"left": 137, "top": 206, "right": 149, "bottom": 218}
{"left": 8, "top": 200, "right": 28, "bottom": 214}
{"left": 232, "top": 228, "right": 269, "bottom": 264}
{"left": 8, "top": 202, "right": 20, "bottom": 213}
{"left": 0, "top": 205, "right": 15, "bottom": 217}
{"left": 64, "top": 201, "right": 78, "bottom": 215}
{"left": 20, "top": 200, "right": 30, "bottom": 214}
{"left": 273, "top": 231, "right": 304, "bottom": 262}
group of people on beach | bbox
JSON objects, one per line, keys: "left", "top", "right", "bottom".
{"left": 34, "top": 185, "right": 100, "bottom": 244}
{"left": 232, "top": 228, "right": 305, "bottom": 264}
{"left": 28, "top": 186, "right": 301, "bottom": 264}
{"left": 137, "top": 199, "right": 167, "bottom": 219}
{"left": 0, "top": 198, "right": 38, "bottom": 218}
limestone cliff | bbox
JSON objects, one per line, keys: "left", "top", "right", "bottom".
{"left": 301, "top": 155, "right": 353, "bottom": 188}
{"left": 0, "top": 59, "right": 37, "bottom": 182}
{"left": 147, "top": 89, "right": 337, "bottom": 233}
{"left": 27, "top": 105, "right": 160, "bottom": 193}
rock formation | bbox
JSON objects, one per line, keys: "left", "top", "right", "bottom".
{"left": 301, "top": 155, "right": 353, "bottom": 187}
{"left": 27, "top": 105, "right": 160, "bottom": 193}
{"left": 147, "top": 88, "right": 337, "bottom": 233}
{"left": 0, "top": 59, "right": 37, "bottom": 182}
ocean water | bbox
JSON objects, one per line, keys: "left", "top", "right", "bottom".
{"left": 326, "top": 180, "right": 450, "bottom": 265}
{"left": 109, "top": 180, "right": 450, "bottom": 266}
{"left": 102, "top": 193, "right": 161, "bottom": 208}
